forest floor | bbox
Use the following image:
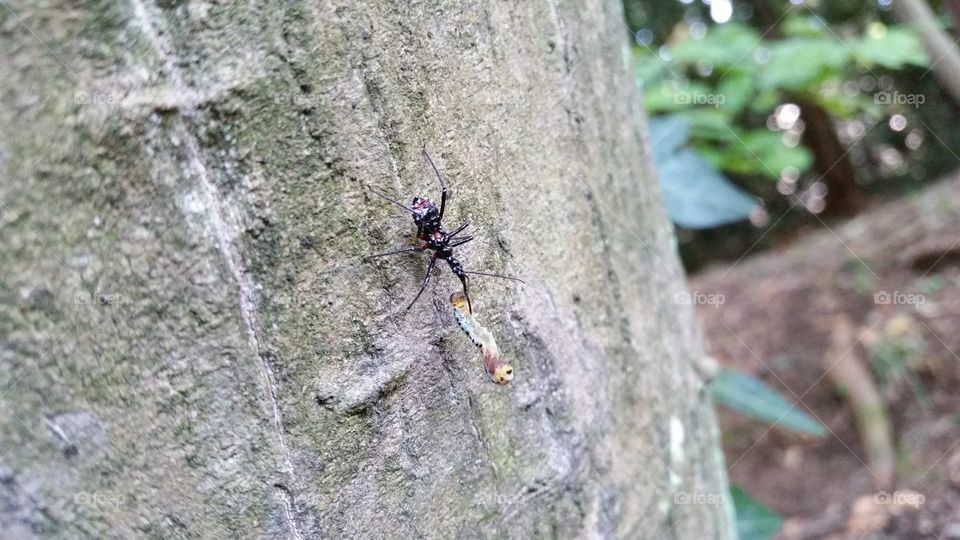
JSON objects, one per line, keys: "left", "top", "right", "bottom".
{"left": 690, "top": 172, "right": 960, "bottom": 540}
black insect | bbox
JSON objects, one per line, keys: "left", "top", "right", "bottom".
{"left": 368, "top": 148, "right": 524, "bottom": 314}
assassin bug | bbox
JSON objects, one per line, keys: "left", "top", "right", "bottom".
{"left": 367, "top": 148, "right": 524, "bottom": 314}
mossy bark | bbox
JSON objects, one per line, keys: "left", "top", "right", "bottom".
{"left": 0, "top": 1, "right": 733, "bottom": 538}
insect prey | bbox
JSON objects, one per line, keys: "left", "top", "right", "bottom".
{"left": 450, "top": 291, "right": 514, "bottom": 385}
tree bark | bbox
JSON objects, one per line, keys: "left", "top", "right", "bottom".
{"left": 894, "top": 0, "right": 960, "bottom": 107}
{"left": 0, "top": 1, "right": 733, "bottom": 538}
{"left": 795, "top": 97, "right": 866, "bottom": 218}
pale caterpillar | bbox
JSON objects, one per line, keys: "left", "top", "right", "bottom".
{"left": 450, "top": 292, "right": 514, "bottom": 385}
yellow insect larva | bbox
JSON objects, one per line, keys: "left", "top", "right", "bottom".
{"left": 450, "top": 292, "right": 514, "bottom": 385}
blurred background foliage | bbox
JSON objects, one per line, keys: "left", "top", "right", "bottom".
{"left": 625, "top": 0, "right": 960, "bottom": 271}
{"left": 624, "top": 2, "right": 960, "bottom": 536}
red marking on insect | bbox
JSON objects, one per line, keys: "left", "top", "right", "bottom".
{"left": 431, "top": 231, "right": 443, "bottom": 242}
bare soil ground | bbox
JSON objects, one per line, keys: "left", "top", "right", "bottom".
{"left": 690, "top": 173, "right": 960, "bottom": 539}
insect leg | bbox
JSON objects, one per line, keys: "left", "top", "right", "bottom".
{"left": 449, "top": 235, "right": 474, "bottom": 248}
{"left": 460, "top": 274, "right": 472, "bottom": 314}
{"left": 422, "top": 147, "right": 448, "bottom": 220}
{"left": 449, "top": 264, "right": 472, "bottom": 314}
{"left": 447, "top": 220, "right": 471, "bottom": 238}
{"left": 405, "top": 254, "right": 438, "bottom": 311}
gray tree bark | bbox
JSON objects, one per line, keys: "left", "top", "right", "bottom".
{"left": 894, "top": 0, "right": 960, "bottom": 107}
{"left": 0, "top": 1, "right": 733, "bottom": 538}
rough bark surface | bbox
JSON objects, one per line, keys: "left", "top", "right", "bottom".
{"left": 0, "top": 1, "right": 733, "bottom": 538}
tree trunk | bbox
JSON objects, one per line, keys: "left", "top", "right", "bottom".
{"left": 795, "top": 97, "right": 866, "bottom": 218}
{"left": 0, "top": 1, "right": 733, "bottom": 538}
{"left": 894, "top": 0, "right": 960, "bottom": 107}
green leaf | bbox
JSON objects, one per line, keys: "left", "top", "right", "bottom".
{"left": 731, "top": 486, "right": 784, "bottom": 540}
{"left": 815, "top": 92, "right": 877, "bottom": 118}
{"left": 656, "top": 149, "right": 758, "bottom": 228}
{"left": 693, "top": 145, "right": 726, "bottom": 171}
{"left": 851, "top": 26, "right": 929, "bottom": 69}
{"left": 683, "top": 109, "right": 738, "bottom": 144}
{"left": 747, "top": 89, "right": 782, "bottom": 114}
{"left": 710, "top": 368, "right": 827, "bottom": 436}
{"left": 670, "top": 22, "right": 762, "bottom": 68}
{"left": 709, "top": 130, "right": 812, "bottom": 178}
{"left": 759, "top": 38, "right": 850, "bottom": 91}
{"left": 716, "top": 71, "right": 755, "bottom": 115}
{"left": 634, "top": 49, "right": 670, "bottom": 85}
{"left": 648, "top": 114, "right": 758, "bottom": 229}
{"left": 743, "top": 130, "right": 813, "bottom": 176}
{"left": 781, "top": 15, "right": 827, "bottom": 38}
{"left": 644, "top": 80, "right": 723, "bottom": 113}
{"left": 647, "top": 115, "right": 690, "bottom": 164}
{"left": 644, "top": 81, "right": 682, "bottom": 113}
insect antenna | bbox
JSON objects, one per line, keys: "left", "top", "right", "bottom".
{"left": 421, "top": 147, "right": 447, "bottom": 193}
{"left": 369, "top": 187, "right": 416, "bottom": 213}
{"left": 464, "top": 270, "right": 526, "bottom": 284}
{"left": 422, "top": 147, "right": 448, "bottom": 219}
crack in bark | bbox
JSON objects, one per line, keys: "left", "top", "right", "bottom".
{"left": 437, "top": 348, "right": 501, "bottom": 481}
{"left": 355, "top": 68, "right": 408, "bottom": 198}
{"left": 129, "top": 2, "right": 303, "bottom": 538}
{"left": 465, "top": 393, "right": 501, "bottom": 480}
